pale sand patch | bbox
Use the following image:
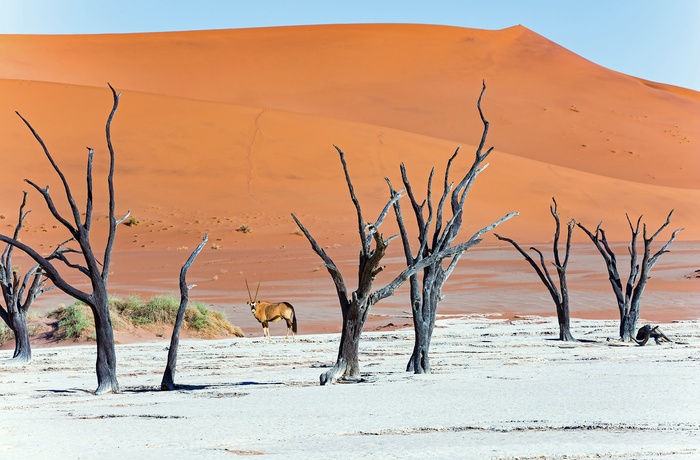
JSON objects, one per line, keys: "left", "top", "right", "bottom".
{"left": 0, "top": 315, "right": 698, "bottom": 459}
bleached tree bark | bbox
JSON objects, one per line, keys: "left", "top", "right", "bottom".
{"left": 162, "top": 234, "right": 208, "bottom": 391}
{"left": 293, "top": 142, "right": 514, "bottom": 384}
{"left": 0, "top": 192, "right": 53, "bottom": 364}
{"left": 386, "top": 82, "right": 517, "bottom": 373}
{"left": 495, "top": 198, "right": 576, "bottom": 342}
{"left": 0, "top": 84, "right": 130, "bottom": 393}
{"left": 577, "top": 211, "right": 682, "bottom": 341}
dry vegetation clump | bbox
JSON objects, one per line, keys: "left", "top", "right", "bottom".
{"left": 0, "top": 323, "right": 15, "bottom": 346}
{"left": 49, "top": 303, "right": 95, "bottom": 341}
{"left": 184, "top": 302, "right": 242, "bottom": 338}
{"left": 112, "top": 295, "right": 176, "bottom": 325}
{"left": 46, "top": 296, "right": 242, "bottom": 342}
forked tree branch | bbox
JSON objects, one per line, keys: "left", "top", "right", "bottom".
{"left": 102, "top": 83, "right": 125, "bottom": 282}
{"left": 374, "top": 211, "right": 517, "bottom": 303}
{"left": 291, "top": 213, "right": 349, "bottom": 306}
{"left": 333, "top": 145, "right": 367, "bottom": 252}
{"left": 15, "top": 112, "right": 84, "bottom": 234}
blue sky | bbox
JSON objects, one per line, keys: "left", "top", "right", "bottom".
{"left": 2, "top": 0, "right": 699, "bottom": 91}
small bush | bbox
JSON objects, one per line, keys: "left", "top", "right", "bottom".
{"left": 112, "top": 295, "right": 177, "bottom": 325}
{"left": 49, "top": 303, "right": 94, "bottom": 341}
{"left": 236, "top": 225, "right": 251, "bottom": 233}
{"left": 184, "top": 301, "right": 243, "bottom": 338}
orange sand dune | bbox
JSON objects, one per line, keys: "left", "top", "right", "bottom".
{"left": 0, "top": 79, "right": 696, "bottom": 245}
{"left": 0, "top": 24, "right": 697, "bottom": 333}
{"left": 0, "top": 24, "right": 697, "bottom": 190}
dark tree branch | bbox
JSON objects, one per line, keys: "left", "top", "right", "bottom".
{"left": 375, "top": 211, "right": 517, "bottom": 303}
{"left": 15, "top": 112, "right": 84, "bottom": 233}
{"left": 23, "top": 179, "right": 78, "bottom": 237}
{"left": 494, "top": 234, "right": 555, "bottom": 295}
{"left": 102, "top": 83, "right": 124, "bottom": 282}
{"left": 85, "top": 148, "right": 94, "bottom": 231}
{"left": 333, "top": 145, "right": 367, "bottom": 252}
{"left": 1, "top": 192, "right": 30, "bottom": 286}
{"left": 291, "top": 213, "right": 349, "bottom": 306}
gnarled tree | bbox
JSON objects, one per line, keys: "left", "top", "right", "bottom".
{"left": 495, "top": 197, "right": 576, "bottom": 341}
{"left": 292, "top": 145, "right": 514, "bottom": 385}
{"left": 387, "top": 82, "right": 517, "bottom": 373}
{"left": 577, "top": 211, "right": 682, "bottom": 342}
{"left": 0, "top": 192, "right": 53, "bottom": 363}
{"left": 0, "top": 84, "right": 129, "bottom": 393}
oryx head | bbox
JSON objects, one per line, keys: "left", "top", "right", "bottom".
{"left": 245, "top": 279, "right": 261, "bottom": 312}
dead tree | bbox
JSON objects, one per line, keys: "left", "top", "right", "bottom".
{"left": 0, "top": 192, "right": 53, "bottom": 363}
{"left": 386, "top": 82, "right": 517, "bottom": 373}
{"left": 0, "top": 84, "right": 130, "bottom": 393}
{"left": 577, "top": 211, "right": 682, "bottom": 342}
{"left": 634, "top": 324, "right": 672, "bottom": 346}
{"left": 495, "top": 198, "right": 576, "bottom": 342}
{"left": 292, "top": 146, "right": 513, "bottom": 385}
{"left": 162, "top": 234, "right": 208, "bottom": 391}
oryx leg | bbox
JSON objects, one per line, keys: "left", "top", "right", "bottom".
{"left": 284, "top": 319, "right": 290, "bottom": 339}
{"left": 262, "top": 321, "right": 270, "bottom": 340}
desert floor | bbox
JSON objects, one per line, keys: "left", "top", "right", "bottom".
{"left": 1, "top": 315, "right": 699, "bottom": 459}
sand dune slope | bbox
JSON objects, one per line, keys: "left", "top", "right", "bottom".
{"left": 0, "top": 24, "right": 697, "bottom": 326}
{"left": 0, "top": 77, "right": 696, "bottom": 248}
{"left": 1, "top": 24, "right": 697, "bottom": 189}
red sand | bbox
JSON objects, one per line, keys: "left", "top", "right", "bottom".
{"left": 0, "top": 24, "right": 697, "bottom": 340}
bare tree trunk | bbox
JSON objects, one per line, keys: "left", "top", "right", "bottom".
{"left": 8, "top": 310, "right": 31, "bottom": 363}
{"left": 0, "top": 84, "right": 129, "bottom": 393}
{"left": 162, "top": 234, "right": 208, "bottom": 391}
{"left": 407, "top": 306, "right": 433, "bottom": 374}
{"left": 578, "top": 211, "right": 682, "bottom": 342}
{"left": 92, "top": 289, "right": 119, "bottom": 394}
{"left": 495, "top": 198, "right": 576, "bottom": 342}
{"left": 406, "top": 274, "right": 441, "bottom": 374}
{"left": 321, "top": 298, "right": 365, "bottom": 384}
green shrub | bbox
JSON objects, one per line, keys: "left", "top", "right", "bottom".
{"left": 112, "top": 295, "right": 177, "bottom": 325}
{"left": 49, "top": 303, "right": 93, "bottom": 341}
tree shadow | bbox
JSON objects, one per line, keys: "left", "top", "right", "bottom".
{"left": 37, "top": 388, "right": 93, "bottom": 395}
{"left": 120, "top": 381, "right": 286, "bottom": 393}
{"left": 545, "top": 338, "right": 598, "bottom": 344}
